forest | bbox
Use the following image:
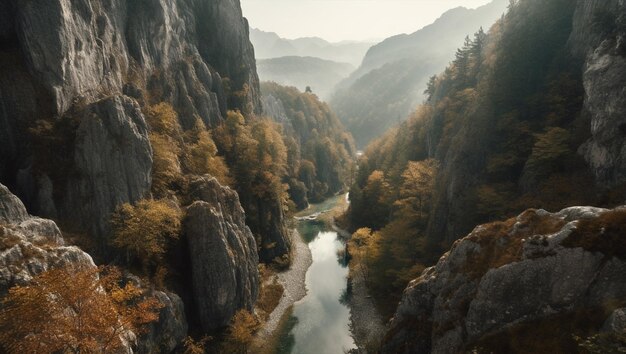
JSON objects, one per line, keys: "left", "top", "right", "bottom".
{"left": 345, "top": 0, "right": 626, "bottom": 317}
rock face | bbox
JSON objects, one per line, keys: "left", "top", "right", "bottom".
{"left": 136, "top": 288, "right": 188, "bottom": 354}
{"left": 0, "top": 0, "right": 261, "bottom": 245}
{"left": 382, "top": 206, "right": 626, "bottom": 353}
{"left": 572, "top": 0, "right": 626, "bottom": 187}
{"left": 0, "top": 183, "right": 187, "bottom": 352}
{"left": 64, "top": 95, "right": 153, "bottom": 248}
{"left": 184, "top": 176, "right": 259, "bottom": 330}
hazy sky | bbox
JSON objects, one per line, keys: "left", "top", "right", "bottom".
{"left": 240, "top": 0, "right": 493, "bottom": 42}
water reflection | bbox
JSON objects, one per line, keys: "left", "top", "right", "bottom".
{"left": 277, "top": 231, "right": 355, "bottom": 354}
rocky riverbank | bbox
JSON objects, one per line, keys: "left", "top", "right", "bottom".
{"left": 254, "top": 229, "right": 312, "bottom": 351}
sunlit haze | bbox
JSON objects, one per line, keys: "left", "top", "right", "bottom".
{"left": 241, "top": 0, "right": 493, "bottom": 42}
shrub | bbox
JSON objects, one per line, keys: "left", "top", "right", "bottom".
{"left": 562, "top": 209, "right": 626, "bottom": 260}
{"left": 111, "top": 199, "right": 182, "bottom": 273}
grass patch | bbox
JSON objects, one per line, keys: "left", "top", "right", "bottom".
{"left": 562, "top": 209, "right": 626, "bottom": 260}
{"left": 464, "top": 209, "right": 566, "bottom": 279}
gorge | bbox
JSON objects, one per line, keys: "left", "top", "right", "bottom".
{"left": 0, "top": 0, "right": 625, "bottom": 353}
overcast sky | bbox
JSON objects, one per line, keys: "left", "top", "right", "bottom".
{"left": 240, "top": 0, "right": 493, "bottom": 42}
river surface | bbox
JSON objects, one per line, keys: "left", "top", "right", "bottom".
{"left": 276, "top": 195, "right": 356, "bottom": 354}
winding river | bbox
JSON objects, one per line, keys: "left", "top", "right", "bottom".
{"left": 275, "top": 195, "right": 356, "bottom": 354}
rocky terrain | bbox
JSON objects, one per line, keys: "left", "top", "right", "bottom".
{"left": 572, "top": 0, "right": 626, "bottom": 187}
{"left": 383, "top": 206, "right": 626, "bottom": 353}
{"left": 0, "top": 183, "right": 187, "bottom": 353}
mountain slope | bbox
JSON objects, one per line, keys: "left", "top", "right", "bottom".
{"left": 257, "top": 56, "right": 354, "bottom": 100}
{"left": 261, "top": 82, "right": 356, "bottom": 208}
{"left": 331, "top": 0, "right": 508, "bottom": 147}
{"left": 344, "top": 0, "right": 626, "bottom": 324}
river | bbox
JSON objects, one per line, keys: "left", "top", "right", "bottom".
{"left": 275, "top": 194, "right": 356, "bottom": 354}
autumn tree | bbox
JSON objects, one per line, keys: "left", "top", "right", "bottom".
{"left": 397, "top": 159, "right": 439, "bottom": 221}
{"left": 222, "top": 310, "right": 260, "bottom": 353}
{"left": 523, "top": 127, "right": 571, "bottom": 184}
{"left": 359, "top": 170, "right": 393, "bottom": 229}
{"left": 111, "top": 199, "right": 182, "bottom": 273}
{"left": 145, "top": 103, "right": 184, "bottom": 197}
{"left": 348, "top": 228, "right": 377, "bottom": 282}
{"left": 185, "top": 118, "right": 231, "bottom": 185}
{"left": 0, "top": 266, "right": 162, "bottom": 354}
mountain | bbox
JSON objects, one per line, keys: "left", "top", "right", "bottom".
{"left": 257, "top": 56, "right": 354, "bottom": 100}
{"left": 343, "top": 0, "right": 626, "bottom": 348}
{"left": 249, "top": 27, "right": 373, "bottom": 67}
{"left": 331, "top": 0, "right": 509, "bottom": 147}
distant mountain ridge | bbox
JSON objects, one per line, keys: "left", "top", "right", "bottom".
{"left": 250, "top": 28, "right": 373, "bottom": 67}
{"left": 347, "top": 0, "right": 509, "bottom": 84}
{"left": 257, "top": 56, "right": 354, "bottom": 100}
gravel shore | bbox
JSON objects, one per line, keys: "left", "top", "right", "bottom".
{"left": 258, "top": 229, "right": 312, "bottom": 338}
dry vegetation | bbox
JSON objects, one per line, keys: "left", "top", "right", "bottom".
{"left": 562, "top": 209, "right": 626, "bottom": 260}
{"left": 0, "top": 266, "right": 162, "bottom": 353}
{"left": 464, "top": 209, "right": 566, "bottom": 279}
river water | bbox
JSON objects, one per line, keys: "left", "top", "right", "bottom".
{"left": 275, "top": 195, "right": 356, "bottom": 354}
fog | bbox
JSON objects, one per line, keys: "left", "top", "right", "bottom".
{"left": 241, "top": 0, "right": 493, "bottom": 42}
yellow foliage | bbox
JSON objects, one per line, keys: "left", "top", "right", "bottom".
{"left": 185, "top": 118, "right": 232, "bottom": 186}
{"left": 150, "top": 132, "right": 182, "bottom": 197}
{"left": 0, "top": 266, "right": 162, "bottom": 353}
{"left": 183, "top": 336, "right": 212, "bottom": 354}
{"left": 145, "top": 102, "right": 181, "bottom": 137}
{"left": 223, "top": 309, "right": 260, "bottom": 353}
{"left": 111, "top": 199, "right": 182, "bottom": 272}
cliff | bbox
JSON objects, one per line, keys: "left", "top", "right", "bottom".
{"left": 383, "top": 206, "right": 626, "bottom": 353}
{"left": 184, "top": 176, "right": 259, "bottom": 331}
{"left": 571, "top": 0, "right": 626, "bottom": 187}
{"left": 0, "top": 0, "right": 261, "bottom": 247}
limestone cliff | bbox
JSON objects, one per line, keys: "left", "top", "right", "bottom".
{"left": 183, "top": 176, "right": 259, "bottom": 330}
{"left": 383, "top": 206, "right": 626, "bottom": 353}
{"left": 0, "top": 0, "right": 269, "bottom": 345}
{"left": 0, "top": 0, "right": 262, "bottom": 247}
{"left": 570, "top": 0, "right": 626, "bottom": 187}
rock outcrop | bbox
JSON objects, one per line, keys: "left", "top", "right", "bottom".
{"left": 571, "top": 0, "right": 626, "bottom": 187}
{"left": 0, "top": 184, "right": 94, "bottom": 295}
{"left": 136, "top": 286, "right": 188, "bottom": 354}
{"left": 383, "top": 206, "right": 626, "bottom": 353}
{"left": 184, "top": 176, "right": 259, "bottom": 330}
